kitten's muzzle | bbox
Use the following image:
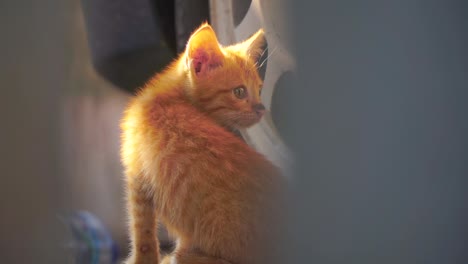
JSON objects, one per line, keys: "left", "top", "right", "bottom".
{"left": 253, "top": 103, "right": 266, "bottom": 118}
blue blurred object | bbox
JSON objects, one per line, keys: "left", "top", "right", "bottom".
{"left": 62, "top": 211, "right": 119, "bottom": 264}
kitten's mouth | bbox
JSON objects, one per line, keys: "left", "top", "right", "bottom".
{"left": 236, "top": 112, "right": 263, "bottom": 128}
{"left": 215, "top": 111, "right": 263, "bottom": 130}
{"left": 256, "top": 111, "right": 265, "bottom": 120}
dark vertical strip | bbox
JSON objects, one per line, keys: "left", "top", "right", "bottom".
{"left": 287, "top": 1, "right": 468, "bottom": 263}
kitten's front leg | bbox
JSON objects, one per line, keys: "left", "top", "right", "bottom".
{"left": 125, "top": 176, "right": 159, "bottom": 264}
{"left": 161, "top": 250, "right": 232, "bottom": 264}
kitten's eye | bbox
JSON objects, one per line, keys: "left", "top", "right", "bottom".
{"left": 233, "top": 86, "right": 247, "bottom": 99}
{"left": 259, "top": 89, "right": 262, "bottom": 96}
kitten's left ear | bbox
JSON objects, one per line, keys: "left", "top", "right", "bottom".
{"left": 233, "top": 29, "right": 266, "bottom": 62}
{"left": 186, "top": 24, "right": 224, "bottom": 76}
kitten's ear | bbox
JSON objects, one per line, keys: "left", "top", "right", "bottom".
{"left": 186, "top": 24, "right": 223, "bottom": 76}
{"left": 235, "top": 29, "right": 265, "bottom": 62}
{"left": 244, "top": 29, "right": 266, "bottom": 61}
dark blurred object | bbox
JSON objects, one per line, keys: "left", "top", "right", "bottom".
{"left": 232, "top": 0, "right": 251, "bottom": 27}
{"left": 174, "top": 0, "right": 210, "bottom": 53}
{"left": 80, "top": 0, "right": 209, "bottom": 93}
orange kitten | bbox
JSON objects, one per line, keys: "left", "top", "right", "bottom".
{"left": 121, "top": 23, "right": 283, "bottom": 264}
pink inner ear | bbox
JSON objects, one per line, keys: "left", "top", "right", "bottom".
{"left": 191, "top": 48, "right": 222, "bottom": 76}
{"left": 192, "top": 49, "right": 208, "bottom": 75}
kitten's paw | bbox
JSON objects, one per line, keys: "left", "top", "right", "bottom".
{"left": 122, "top": 255, "right": 133, "bottom": 264}
{"left": 215, "top": 259, "right": 231, "bottom": 264}
{"left": 160, "top": 255, "right": 172, "bottom": 264}
{"left": 122, "top": 255, "right": 137, "bottom": 264}
{"left": 122, "top": 255, "right": 159, "bottom": 264}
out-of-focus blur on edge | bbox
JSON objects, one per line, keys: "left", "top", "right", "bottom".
{"left": 0, "top": 1, "right": 71, "bottom": 263}
{"left": 287, "top": 1, "right": 468, "bottom": 264}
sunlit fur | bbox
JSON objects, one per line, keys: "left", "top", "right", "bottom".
{"left": 121, "top": 23, "right": 283, "bottom": 264}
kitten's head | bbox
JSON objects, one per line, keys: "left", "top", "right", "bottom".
{"left": 184, "top": 23, "right": 266, "bottom": 129}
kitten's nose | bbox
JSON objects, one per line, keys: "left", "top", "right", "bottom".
{"left": 253, "top": 103, "right": 266, "bottom": 117}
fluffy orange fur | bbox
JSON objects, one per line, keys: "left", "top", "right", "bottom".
{"left": 121, "top": 23, "right": 283, "bottom": 264}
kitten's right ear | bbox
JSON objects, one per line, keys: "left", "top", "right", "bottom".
{"left": 186, "top": 24, "right": 224, "bottom": 76}
{"left": 242, "top": 29, "right": 265, "bottom": 62}
{"left": 228, "top": 29, "right": 265, "bottom": 62}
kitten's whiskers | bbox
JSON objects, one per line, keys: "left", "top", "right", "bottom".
{"left": 258, "top": 46, "right": 278, "bottom": 69}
